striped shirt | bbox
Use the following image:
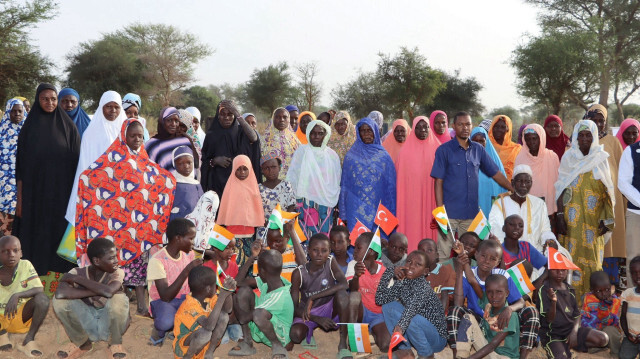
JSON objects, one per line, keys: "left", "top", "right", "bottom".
{"left": 621, "top": 287, "right": 640, "bottom": 336}
{"left": 253, "top": 246, "right": 297, "bottom": 282}
{"left": 145, "top": 137, "right": 194, "bottom": 173}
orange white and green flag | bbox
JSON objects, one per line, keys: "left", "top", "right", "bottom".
{"left": 506, "top": 261, "right": 535, "bottom": 296}
{"left": 209, "top": 224, "right": 234, "bottom": 251}
{"left": 468, "top": 209, "right": 491, "bottom": 240}
{"left": 432, "top": 206, "right": 449, "bottom": 234}
{"left": 347, "top": 323, "right": 372, "bottom": 353}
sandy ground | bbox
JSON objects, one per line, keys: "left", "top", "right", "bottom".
{"left": 0, "top": 305, "right": 618, "bottom": 359}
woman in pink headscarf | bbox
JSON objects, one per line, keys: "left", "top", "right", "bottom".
{"left": 430, "top": 110, "right": 450, "bottom": 145}
{"left": 396, "top": 116, "right": 441, "bottom": 250}
{"left": 615, "top": 118, "right": 640, "bottom": 150}
{"left": 514, "top": 124, "right": 559, "bottom": 214}
{"left": 382, "top": 119, "right": 411, "bottom": 164}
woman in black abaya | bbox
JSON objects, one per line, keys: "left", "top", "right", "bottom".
{"left": 13, "top": 83, "right": 80, "bottom": 288}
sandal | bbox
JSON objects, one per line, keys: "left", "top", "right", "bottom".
{"left": 227, "top": 340, "right": 257, "bottom": 356}
{"left": 109, "top": 344, "right": 127, "bottom": 359}
{"left": 271, "top": 345, "right": 289, "bottom": 359}
{"left": 56, "top": 342, "right": 90, "bottom": 359}
{"left": 148, "top": 328, "right": 165, "bottom": 347}
{"left": 17, "top": 340, "right": 43, "bottom": 358}
{"left": 0, "top": 332, "right": 12, "bottom": 351}
{"left": 336, "top": 348, "right": 353, "bottom": 359}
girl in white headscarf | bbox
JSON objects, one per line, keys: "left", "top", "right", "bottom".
{"left": 286, "top": 120, "right": 341, "bottom": 236}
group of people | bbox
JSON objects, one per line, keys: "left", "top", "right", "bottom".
{"left": 1, "top": 82, "right": 640, "bottom": 359}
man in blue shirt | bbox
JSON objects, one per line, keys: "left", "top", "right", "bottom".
{"left": 431, "top": 111, "right": 512, "bottom": 260}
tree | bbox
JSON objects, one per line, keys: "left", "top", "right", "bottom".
{"left": 526, "top": 0, "right": 640, "bottom": 120}
{"left": 511, "top": 30, "right": 598, "bottom": 114}
{"left": 0, "top": 0, "right": 57, "bottom": 103}
{"left": 181, "top": 86, "right": 220, "bottom": 129}
{"left": 424, "top": 70, "right": 485, "bottom": 117}
{"left": 245, "top": 62, "right": 293, "bottom": 114}
{"left": 376, "top": 47, "right": 445, "bottom": 118}
{"left": 120, "top": 24, "right": 213, "bottom": 106}
{"left": 295, "top": 62, "right": 322, "bottom": 112}
{"left": 65, "top": 24, "right": 212, "bottom": 110}
{"left": 331, "top": 72, "right": 389, "bottom": 120}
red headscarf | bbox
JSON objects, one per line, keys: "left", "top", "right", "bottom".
{"left": 615, "top": 118, "right": 640, "bottom": 150}
{"left": 544, "top": 115, "right": 570, "bottom": 160}
{"left": 429, "top": 110, "right": 451, "bottom": 144}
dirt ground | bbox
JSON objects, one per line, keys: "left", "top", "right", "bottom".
{"left": 1, "top": 305, "right": 618, "bottom": 359}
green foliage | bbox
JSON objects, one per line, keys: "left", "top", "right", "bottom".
{"left": 0, "top": 0, "right": 57, "bottom": 104}
{"left": 608, "top": 104, "right": 640, "bottom": 126}
{"left": 245, "top": 62, "right": 294, "bottom": 114}
{"left": 377, "top": 47, "right": 445, "bottom": 119}
{"left": 180, "top": 86, "right": 220, "bottom": 130}
{"left": 65, "top": 23, "right": 212, "bottom": 110}
{"left": 424, "top": 70, "right": 485, "bottom": 118}
{"left": 331, "top": 72, "right": 390, "bottom": 120}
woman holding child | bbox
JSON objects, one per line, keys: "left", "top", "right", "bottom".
{"left": 287, "top": 120, "right": 341, "bottom": 237}
{"left": 555, "top": 119, "right": 614, "bottom": 301}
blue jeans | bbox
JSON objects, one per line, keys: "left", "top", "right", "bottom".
{"left": 150, "top": 295, "right": 185, "bottom": 337}
{"left": 382, "top": 301, "right": 447, "bottom": 356}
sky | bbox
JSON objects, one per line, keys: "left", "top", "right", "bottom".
{"left": 30, "top": 0, "right": 542, "bottom": 114}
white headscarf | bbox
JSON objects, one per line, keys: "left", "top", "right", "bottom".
{"left": 286, "top": 120, "right": 341, "bottom": 207}
{"left": 186, "top": 106, "right": 206, "bottom": 143}
{"left": 554, "top": 120, "right": 614, "bottom": 203}
{"left": 185, "top": 191, "right": 220, "bottom": 251}
{"left": 65, "top": 90, "right": 127, "bottom": 224}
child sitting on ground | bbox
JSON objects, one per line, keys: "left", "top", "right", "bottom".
{"left": 447, "top": 239, "right": 540, "bottom": 359}
{"left": 501, "top": 215, "right": 547, "bottom": 283}
{"left": 329, "top": 225, "right": 353, "bottom": 274}
{"left": 170, "top": 146, "right": 204, "bottom": 221}
{"left": 0, "top": 235, "right": 48, "bottom": 357}
{"left": 289, "top": 234, "right": 351, "bottom": 358}
{"left": 203, "top": 237, "right": 238, "bottom": 280}
{"left": 419, "top": 238, "right": 455, "bottom": 312}
{"left": 173, "top": 266, "right": 236, "bottom": 359}
{"left": 53, "top": 238, "right": 130, "bottom": 359}
{"left": 536, "top": 261, "right": 609, "bottom": 358}
{"left": 147, "top": 218, "right": 203, "bottom": 346}
{"left": 380, "top": 232, "right": 408, "bottom": 269}
{"left": 346, "top": 233, "right": 390, "bottom": 352}
{"left": 229, "top": 244, "right": 294, "bottom": 359}
{"left": 455, "top": 272, "right": 521, "bottom": 359}
{"left": 375, "top": 250, "right": 448, "bottom": 359}
{"left": 620, "top": 256, "right": 640, "bottom": 358}
{"left": 581, "top": 271, "right": 622, "bottom": 356}
{"left": 253, "top": 220, "right": 307, "bottom": 282}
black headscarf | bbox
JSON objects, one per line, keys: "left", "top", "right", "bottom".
{"left": 13, "top": 83, "right": 81, "bottom": 274}
{"left": 201, "top": 100, "right": 261, "bottom": 195}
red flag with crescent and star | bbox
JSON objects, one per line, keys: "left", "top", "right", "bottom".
{"left": 337, "top": 218, "right": 346, "bottom": 227}
{"left": 388, "top": 331, "right": 407, "bottom": 359}
{"left": 548, "top": 247, "right": 580, "bottom": 270}
{"left": 374, "top": 202, "right": 398, "bottom": 235}
{"left": 349, "top": 219, "right": 370, "bottom": 242}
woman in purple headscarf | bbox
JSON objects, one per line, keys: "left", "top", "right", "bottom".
{"left": 146, "top": 106, "right": 200, "bottom": 174}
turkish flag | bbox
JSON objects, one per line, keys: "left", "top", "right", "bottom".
{"left": 388, "top": 331, "right": 407, "bottom": 359}
{"left": 337, "top": 218, "right": 346, "bottom": 227}
{"left": 349, "top": 219, "right": 370, "bottom": 242}
{"left": 548, "top": 247, "right": 580, "bottom": 270}
{"left": 374, "top": 202, "right": 398, "bottom": 235}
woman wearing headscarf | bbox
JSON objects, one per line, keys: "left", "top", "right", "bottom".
{"left": 515, "top": 124, "right": 560, "bottom": 215}
{"left": 396, "top": 116, "right": 441, "bottom": 250}
{"left": 340, "top": 117, "right": 396, "bottom": 234}
{"left": 585, "top": 104, "right": 626, "bottom": 278}
{"left": 382, "top": 119, "right": 411, "bottom": 164}
{"left": 122, "top": 93, "right": 150, "bottom": 141}
{"left": 201, "top": 100, "right": 260, "bottom": 195}
{"left": 430, "top": 110, "right": 451, "bottom": 145}
{"left": 0, "top": 99, "right": 25, "bottom": 235}
{"left": 58, "top": 88, "right": 92, "bottom": 137}
{"left": 14, "top": 83, "right": 81, "bottom": 279}
{"left": 368, "top": 110, "right": 384, "bottom": 134}
{"left": 615, "top": 118, "right": 640, "bottom": 150}
{"left": 287, "top": 120, "right": 341, "bottom": 236}
{"left": 146, "top": 106, "right": 200, "bottom": 174}
{"left": 294, "top": 111, "right": 316, "bottom": 145}
{"left": 185, "top": 106, "right": 205, "bottom": 144}
{"left": 64, "top": 91, "right": 128, "bottom": 244}
{"left": 75, "top": 118, "right": 174, "bottom": 314}
{"left": 544, "top": 115, "right": 570, "bottom": 160}
{"left": 327, "top": 110, "right": 357, "bottom": 165}
{"left": 176, "top": 109, "right": 202, "bottom": 160}
{"left": 262, "top": 107, "right": 299, "bottom": 179}
{"left": 555, "top": 120, "right": 614, "bottom": 301}
{"left": 470, "top": 126, "right": 507, "bottom": 216}
{"left": 516, "top": 124, "right": 527, "bottom": 145}
{"left": 489, "top": 115, "right": 522, "bottom": 181}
